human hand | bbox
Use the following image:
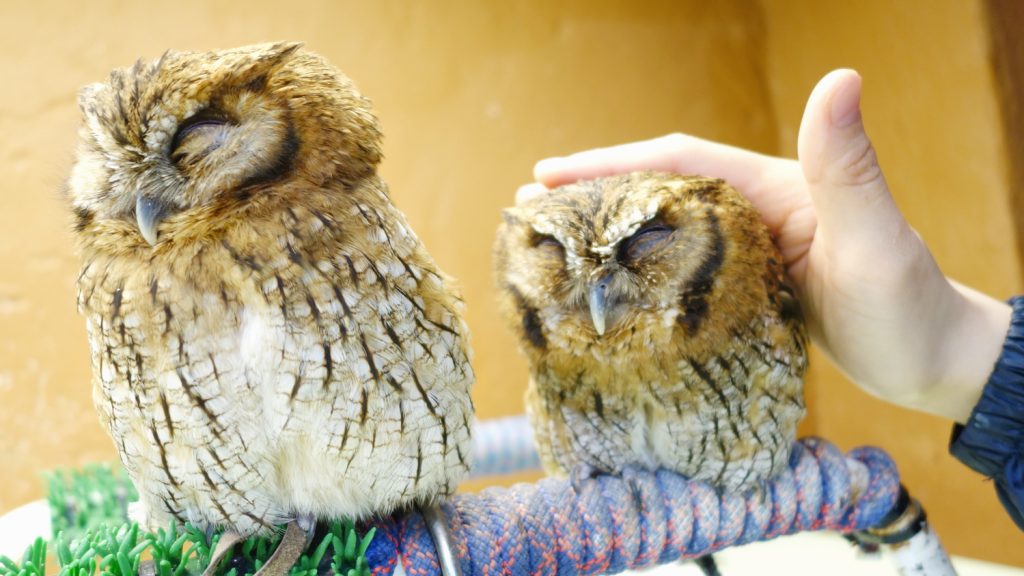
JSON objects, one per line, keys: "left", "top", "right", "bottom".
{"left": 520, "top": 69, "right": 1010, "bottom": 423}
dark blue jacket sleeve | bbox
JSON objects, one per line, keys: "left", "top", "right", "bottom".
{"left": 949, "top": 296, "right": 1024, "bottom": 531}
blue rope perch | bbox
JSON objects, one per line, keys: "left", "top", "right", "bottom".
{"left": 468, "top": 415, "right": 543, "bottom": 479}
{"left": 364, "top": 417, "right": 901, "bottom": 576}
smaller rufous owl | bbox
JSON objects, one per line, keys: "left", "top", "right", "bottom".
{"left": 494, "top": 172, "right": 807, "bottom": 494}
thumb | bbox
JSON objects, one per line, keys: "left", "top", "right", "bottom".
{"left": 798, "top": 69, "right": 904, "bottom": 245}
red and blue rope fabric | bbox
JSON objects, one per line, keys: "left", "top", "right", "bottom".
{"left": 363, "top": 437, "right": 900, "bottom": 576}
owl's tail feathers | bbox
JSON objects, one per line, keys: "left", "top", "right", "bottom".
{"left": 421, "top": 503, "right": 464, "bottom": 576}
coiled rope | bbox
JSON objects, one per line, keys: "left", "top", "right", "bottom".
{"left": 365, "top": 417, "right": 901, "bottom": 576}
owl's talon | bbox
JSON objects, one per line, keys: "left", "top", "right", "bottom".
{"left": 618, "top": 464, "right": 656, "bottom": 495}
{"left": 745, "top": 482, "right": 769, "bottom": 508}
{"left": 618, "top": 463, "right": 650, "bottom": 479}
{"left": 296, "top": 513, "right": 317, "bottom": 546}
{"left": 250, "top": 521, "right": 307, "bottom": 576}
{"left": 420, "top": 503, "right": 463, "bottom": 576}
{"left": 569, "top": 462, "right": 602, "bottom": 491}
{"left": 201, "top": 530, "right": 244, "bottom": 576}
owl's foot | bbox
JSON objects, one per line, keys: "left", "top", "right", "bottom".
{"left": 251, "top": 521, "right": 307, "bottom": 576}
{"left": 420, "top": 503, "right": 463, "bottom": 576}
{"left": 693, "top": 554, "right": 723, "bottom": 576}
{"left": 296, "top": 512, "right": 317, "bottom": 544}
{"left": 748, "top": 483, "right": 768, "bottom": 507}
{"left": 200, "top": 531, "right": 245, "bottom": 576}
{"left": 198, "top": 522, "right": 306, "bottom": 576}
{"left": 568, "top": 462, "right": 602, "bottom": 491}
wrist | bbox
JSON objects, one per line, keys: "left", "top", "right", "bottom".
{"left": 947, "top": 294, "right": 1024, "bottom": 530}
{"left": 918, "top": 282, "right": 1012, "bottom": 422}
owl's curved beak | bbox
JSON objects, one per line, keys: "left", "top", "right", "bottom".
{"left": 135, "top": 195, "right": 168, "bottom": 246}
{"left": 588, "top": 278, "right": 610, "bottom": 336}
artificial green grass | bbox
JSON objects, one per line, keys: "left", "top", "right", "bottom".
{"left": 0, "top": 466, "right": 375, "bottom": 576}
{"left": 47, "top": 464, "right": 138, "bottom": 542}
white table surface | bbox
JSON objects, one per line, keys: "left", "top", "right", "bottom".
{"left": 1, "top": 499, "right": 1020, "bottom": 575}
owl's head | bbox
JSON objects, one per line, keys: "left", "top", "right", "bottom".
{"left": 495, "top": 172, "right": 783, "bottom": 352}
{"left": 67, "top": 42, "right": 382, "bottom": 250}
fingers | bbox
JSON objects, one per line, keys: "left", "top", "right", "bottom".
{"left": 528, "top": 134, "right": 808, "bottom": 239}
{"left": 515, "top": 183, "right": 547, "bottom": 205}
{"left": 797, "top": 69, "right": 907, "bottom": 247}
{"left": 533, "top": 133, "right": 781, "bottom": 194}
{"left": 533, "top": 136, "right": 680, "bottom": 187}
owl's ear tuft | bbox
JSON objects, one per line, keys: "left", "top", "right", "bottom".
{"left": 501, "top": 208, "right": 522, "bottom": 226}
{"left": 227, "top": 42, "right": 304, "bottom": 93}
{"left": 248, "top": 41, "right": 304, "bottom": 71}
{"left": 77, "top": 83, "right": 106, "bottom": 114}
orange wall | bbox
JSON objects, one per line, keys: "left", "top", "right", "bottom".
{"left": 0, "top": 0, "right": 1019, "bottom": 566}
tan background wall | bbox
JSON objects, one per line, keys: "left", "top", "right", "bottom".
{"left": 0, "top": 0, "right": 1020, "bottom": 566}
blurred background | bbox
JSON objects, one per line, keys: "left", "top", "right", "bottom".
{"left": 1, "top": 0, "right": 1021, "bottom": 566}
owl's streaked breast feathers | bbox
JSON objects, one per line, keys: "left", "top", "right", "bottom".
{"left": 494, "top": 172, "right": 806, "bottom": 492}
{"left": 68, "top": 42, "right": 474, "bottom": 537}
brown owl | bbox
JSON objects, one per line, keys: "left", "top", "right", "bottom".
{"left": 67, "top": 42, "right": 473, "bottom": 576}
{"left": 494, "top": 172, "right": 806, "bottom": 493}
